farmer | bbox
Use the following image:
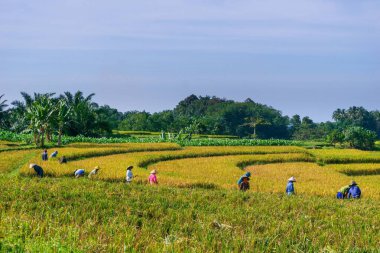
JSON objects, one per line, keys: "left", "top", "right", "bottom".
{"left": 347, "top": 181, "right": 361, "bottom": 199}
{"left": 42, "top": 149, "right": 48, "bottom": 161}
{"left": 50, "top": 150, "right": 58, "bottom": 158}
{"left": 88, "top": 166, "right": 100, "bottom": 179}
{"left": 148, "top": 170, "right": 158, "bottom": 184}
{"left": 59, "top": 156, "right": 67, "bottom": 164}
{"left": 74, "top": 169, "right": 85, "bottom": 178}
{"left": 126, "top": 166, "right": 134, "bottom": 183}
{"left": 29, "top": 163, "right": 44, "bottom": 178}
{"left": 286, "top": 176, "right": 296, "bottom": 195}
{"left": 337, "top": 184, "right": 350, "bottom": 199}
{"left": 239, "top": 176, "right": 250, "bottom": 191}
{"left": 237, "top": 172, "right": 251, "bottom": 188}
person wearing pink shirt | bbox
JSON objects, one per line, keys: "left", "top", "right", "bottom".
{"left": 148, "top": 170, "right": 158, "bottom": 185}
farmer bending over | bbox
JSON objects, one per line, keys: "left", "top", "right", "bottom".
{"left": 88, "top": 166, "right": 100, "bottom": 179}
{"left": 30, "top": 163, "right": 44, "bottom": 178}
{"left": 50, "top": 151, "right": 58, "bottom": 158}
{"left": 239, "top": 176, "right": 250, "bottom": 191}
{"left": 347, "top": 181, "right": 361, "bottom": 199}
{"left": 286, "top": 177, "right": 296, "bottom": 195}
{"left": 74, "top": 169, "right": 85, "bottom": 178}
{"left": 337, "top": 184, "right": 350, "bottom": 199}
{"left": 237, "top": 172, "right": 251, "bottom": 188}
{"left": 59, "top": 156, "right": 67, "bottom": 164}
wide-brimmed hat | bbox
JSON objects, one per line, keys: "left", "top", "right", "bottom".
{"left": 288, "top": 176, "right": 296, "bottom": 182}
{"left": 94, "top": 166, "right": 100, "bottom": 170}
{"left": 127, "top": 166, "right": 134, "bottom": 170}
{"left": 350, "top": 180, "right": 357, "bottom": 186}
{"left": 150, "top": 170, "right": 157, "bottom": 174}
{"left": 29, "top": 163, "right": 36, "bottom": 169}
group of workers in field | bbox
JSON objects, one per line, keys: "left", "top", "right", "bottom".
{"left": 33, "top": 149, "right": 362, "bottom": 198}
{"left": 31, "top": 149, "right": 159, "bottom": 184}
{"left": 237, "top": 172, "right": 362, "bottom": 199}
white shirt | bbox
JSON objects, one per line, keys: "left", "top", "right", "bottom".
{"left": 126, "top": 170, "right": 133, "bottom": 182}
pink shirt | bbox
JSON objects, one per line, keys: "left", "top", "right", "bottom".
{"left": 148, "top": 174, "right": 158, "bottom": 184}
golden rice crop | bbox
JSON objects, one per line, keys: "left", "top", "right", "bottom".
{"left": 150, "top": 154, "right": 311, "bottom": 188}
{"left": 309, "top": 149, "right": 380, "bottom": 164}
{"left": 0, "top": 150, "right": 37, "bottom": 173}
{"left": 152, "top": 158, "right": 380, "bottom": 199}
{"left": 19, "top": 146, "right": 309, "bottom": 179}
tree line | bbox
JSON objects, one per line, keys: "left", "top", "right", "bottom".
{"left": 0, "top": 92, "right": 379, "bottom": 148}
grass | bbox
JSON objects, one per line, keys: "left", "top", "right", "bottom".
{"left": 0, "top": 176, "right": 379, "bottom": 252}
{"left": 0, "top": 150, "right": 37, "bottom": 174}
{"left": 2, "top": 142, "right": 380, "bottom": 251}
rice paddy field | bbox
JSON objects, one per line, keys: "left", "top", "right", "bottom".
{"left": 1, "top": 142, "right": 379, "bottom": 252}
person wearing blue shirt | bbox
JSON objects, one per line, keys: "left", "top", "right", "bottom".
{"left": 74, "top": 169, "right": 85, "bottom": 178}
{"left": 237, "top": 172, "right": 251, "bottom": 187}
{"left": 286, "top": 177, "right": 296, "bottom": 195}
{"left": 42, "top": 149, "right": 48, "bottom": 161}
{"left": 50, "top": 151, "right": 58, "bottom": 158}
{"left": 347, "top": 181, "right": 361, "bottom": 199}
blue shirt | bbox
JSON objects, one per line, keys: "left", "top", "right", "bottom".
{"left": 42, "top": 152, "right": 48, "bottom": 161}
{"left": 75, "top": 169, "right": 85, "bottom": 177}
{"left": 237, "top": 173, "right": 251, "bottom": 185}
{"left": 347, "top": 186, "right": 361, "bottom": 198}
{"left": 51, "top": 151, "right": 58, "bottom": 157}
{"left": 286, "top": 182, "right": 295, "bottom": 195}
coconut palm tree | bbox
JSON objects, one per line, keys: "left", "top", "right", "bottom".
{"left": 25, "top": 94, "right": 57, "bottom": 147}
{"left": 60, "top": 91, "right": 97, "bottom": 136}
{"left": 0, "top": 94, "right": 8, "bottom": 128}
{"left": 56, "top": 99, "right": 72, "bottom": 146}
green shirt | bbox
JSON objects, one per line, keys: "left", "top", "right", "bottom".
{"left": 338, "top": 185, "right": 350, "bottom": 194}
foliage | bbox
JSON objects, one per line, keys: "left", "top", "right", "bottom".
{"left": 343, "top": 126, "right": 377, "bottom": 150}
{"left": 1, "top": 176, "right": 379, "bottom": 251}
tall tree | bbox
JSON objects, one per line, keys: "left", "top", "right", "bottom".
{"left": 25, "top": 94, "right": 57, "bottom": 147}
{"left": 0, "top": 94, "right": 8, "bottom": 128}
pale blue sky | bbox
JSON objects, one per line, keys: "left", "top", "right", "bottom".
{"left": 0, "top": 0, "right": 379, "bottom": 121}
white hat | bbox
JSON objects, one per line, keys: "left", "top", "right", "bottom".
{"left": 150, "top": 170, "right": 157, "bottom": 174}
{"left": 288, "top": 176, "right": 296, "bottom": 182}
{"left": 29, "top": 163, "right": 36, "bottom": 169}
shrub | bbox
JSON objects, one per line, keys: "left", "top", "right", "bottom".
{"left": 343, "top": 126, "right": 377, "bottom": 150}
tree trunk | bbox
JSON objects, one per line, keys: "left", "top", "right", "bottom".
{"left": 40, "top": 130, "right": 45, "bottom": 147}
{"left": 58, "top": 127, "right": 62, "bottom": 146}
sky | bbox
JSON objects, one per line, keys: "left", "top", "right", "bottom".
{"left": 0, "top": 0, "right": 379, "bottom": 122}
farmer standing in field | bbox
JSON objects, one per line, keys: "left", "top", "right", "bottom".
{"left": 336, "top": 184, "right": 350, "bottom": 199}
{"left": 126, "top": 166, "right": 133, "bottom": 183}
{"left": 347, "top": 181, "right": 361, "bottom": 199}
{"left": 42, "top": 149, "right": 48, "bottom": 161}
{"left": 237, "top": 172, "right": 251, "bottom": 189}
{"left": 286, "top": 177, "right": 296, "bottom": 195}
{"left": 148, "top": 170, "right": 158, "bottom": 184}
{"left": 29, "top": 163, "right": 44, "bottom": 178}
{"left": 74, "top": 169, "right": 85, "bottom": 178}
{"left": 88, "top": 166, "right": 100, "bottom": 179}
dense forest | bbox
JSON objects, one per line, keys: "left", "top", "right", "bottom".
{"left": 0, "top": 92, "right": 379, "bottom": 144}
